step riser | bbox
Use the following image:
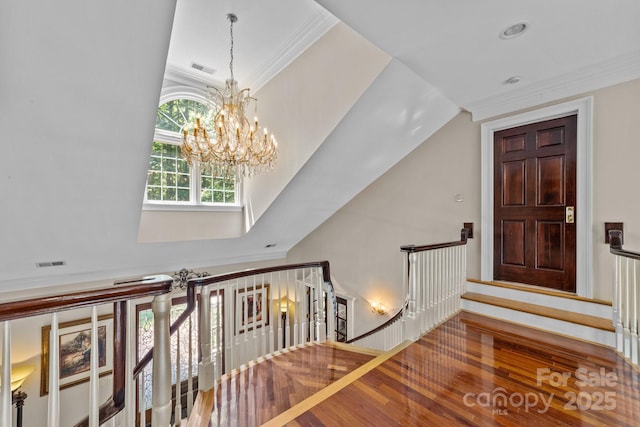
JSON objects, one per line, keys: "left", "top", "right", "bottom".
{"left": 461, "top": 299, "right": 615, "bottom": 347}
{"left": 466, "top": 281, "right": 612, "bottom": 319}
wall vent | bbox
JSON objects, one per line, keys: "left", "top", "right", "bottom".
{"left": 191, "top": 62, "right": 216, "bottom": 75}
{"left": 36, "top": 260, "right": 66, "bottom": 268}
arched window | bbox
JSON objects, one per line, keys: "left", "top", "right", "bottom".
{"left": 145, "top": 98, "right": 237, "bottom": 205}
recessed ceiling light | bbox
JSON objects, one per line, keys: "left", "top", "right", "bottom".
{"left": 504, "top": 76, "right": 522, "bottom": 85}
{"left": 500, "top": 22, "right": 528, "bottom": 40}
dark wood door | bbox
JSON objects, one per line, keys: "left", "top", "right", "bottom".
{"left": 494, "top": 115, "right": 577, "bottom": 292}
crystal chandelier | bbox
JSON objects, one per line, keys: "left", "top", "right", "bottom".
{"left": 181, "top": 13, "right": 278, "bottom": 178}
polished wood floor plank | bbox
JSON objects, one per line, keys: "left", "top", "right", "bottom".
{"left": 199, "top": 343, "right": 375, "bottom": 427}
{"left": 289, "top": 313, "right": 640, "bottom": 426}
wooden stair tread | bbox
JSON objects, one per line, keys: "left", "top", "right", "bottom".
{"left": 467, "top": 278, "right": 612, "bottom": 306}
{"left": 461, "top": 292, "right": 614, "bottom": 332}
{"left": 459, "top": 311, "right": 616, "bottom": 361}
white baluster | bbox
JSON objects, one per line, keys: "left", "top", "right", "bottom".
{"left": 1, "top": 321, "right": 11, "bottom": 427}
{"left": 89, "top": 306, "right": 99, "bottom": 427}
{"left": 124, "top": 300, "right": 136, "bottom": 427}
{"left": 614, "top": 255, "right": 623, "bottom": 353}
{"left": 139, "top": 373, "right": 146, "bottom": 427}
{"left": 186, "top": 311, "right": 193, "bottom": 417}
{"left": 48, "top": 312, "right": 60, "bottom": 427}
{"left": 632, "top": 259, "right": 639, "bottom": 365}
{"left": 151, "top": 293, "right": 172, "bottom": 426}
{"left": 624, "top": 258, "right": 632, "bottom": 358}
{"left": 174, "top": 326, "right": 181, "bottom": 425}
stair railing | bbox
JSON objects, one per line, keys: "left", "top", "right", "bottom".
{"left": 133, "top": 261, "right": 336, "bottom": 426}
{"left": 0, "top": 275, "right": 173, "bottom": 427}
{"left": 347, "top": 228, "right": 470, "bottom": 350}
{"left": 609, "top": 230, "right": 639, "bottom": 367}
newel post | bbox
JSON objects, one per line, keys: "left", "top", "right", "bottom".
{"left": 198, "top": 285, "right": 214, "bottom": 391}
{"left": 151, "top": 294, "right": 172, "bottom": 426}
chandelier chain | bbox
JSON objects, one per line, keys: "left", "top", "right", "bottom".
{"left": 228, "top": 13, "right": 236, "bottom": 82}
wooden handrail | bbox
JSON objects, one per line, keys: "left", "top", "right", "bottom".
{"left": 189, "top": 260, "right": 332, "bottom": 286}
{"left": 345, "top": 296, "right": 409, "bottom": 344}
{"left": 400, "top": 228, "right": 471, "bottom": 253}
{"left": 609, "top": 230, "right": 640, "bottom": 260}
{"left": 0, "top": 275, "right": 173, "bottom": 322}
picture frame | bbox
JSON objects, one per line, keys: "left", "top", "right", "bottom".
{"left": 40, "top": 314, "right": 114, "bottom": 396}
{"left": 235, "top": 285, "right": 269, "bottom": 334}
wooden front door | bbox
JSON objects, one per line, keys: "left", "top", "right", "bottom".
{"left": 494, "top": 115, "right": 577, "bottom": 292}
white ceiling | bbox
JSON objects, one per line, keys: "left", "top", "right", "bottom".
{"left": 164, "top": 0, "right": 337, "bottom": 90}
{"left": 2, "top": 0, "right": 640, "bottom": 294}
{"left": 168, "top": 0, "right": 640, "bottom": 118}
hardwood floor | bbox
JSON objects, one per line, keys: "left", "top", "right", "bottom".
{"left": 187, "top": 343, "right": 375, "bottom": 427}
{"left": 192, "top": 313, "right": 640, "bottom": 426}
{"left": 284, "top": 313, "right": 640, "bottom": 426}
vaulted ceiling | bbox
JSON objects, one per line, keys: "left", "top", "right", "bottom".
{"left": 2, "top": 0, "right": 639, "bottom": 293}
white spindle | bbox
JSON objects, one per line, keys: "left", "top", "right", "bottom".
{"left": 624, "top": 258, "right": 632, "bottom": 359}
{"left": 89, "top": 306, "right": 99, "bottom": 427}
{"left": 636, "top": 259, "right": 640, "bottom": 365}
{"left": 48, "top": 312, "right": 60, "bottom": 427}
{"left": 174, "top": 326, "right": 181, "bottom": 425}
{"left": 124, "top": 300, "right": 136, "bottom": 427}
{"left": 186, "top": 311, "right": 193, "bottom": 417}
{"left": 139, "top": 373, "right": 146, "bottom": 427}
{"left": 151, "top": 293, "right": 172, "bottom": 426}
{"left": 614, "top": 255, "right": 623, "bottom": 353}
{"left": 1, "top": 321, "right": 11, "bottom": 427}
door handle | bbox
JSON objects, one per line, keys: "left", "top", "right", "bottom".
{"left": 566, "top": 206, "right": 575, "bottom": 224}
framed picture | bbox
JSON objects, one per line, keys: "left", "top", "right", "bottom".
{"left": 40, "top": 314, "right": 114, "bottom": 396}
{"left": 235, "top": 285, "right": 269, "bottom": 334}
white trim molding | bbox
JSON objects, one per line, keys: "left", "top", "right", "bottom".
{"left": 480, "top": 96, "right": 594, "bottom": 298}
{"left": 468, "top": 50, "right": 640, "bottom": 121}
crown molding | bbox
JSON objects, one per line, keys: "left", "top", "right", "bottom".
{"left": 246, "top": 9, "right": 338, "bottom": 91}
{"left": 466, "top": 49, "right": 640, "bottom": 122}
{"left": 162, "top": 10, "right": 337, "bottom": 94}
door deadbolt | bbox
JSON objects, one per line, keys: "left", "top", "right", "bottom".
{"left": 566, "top": 206, "right": 575, "bottom": 224}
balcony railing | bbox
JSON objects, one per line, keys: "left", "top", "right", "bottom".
{"left": 0, "top": 261, "right": 335, "bottom": 427}
{"left": 347, "top": 229, "right": 470, "bottom": 350}
{"left": 609, "top": 230, "right": 640, "bottom": 368}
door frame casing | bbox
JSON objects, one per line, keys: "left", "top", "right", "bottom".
{"left": 480, "top": 97, "right": 593, "bottom": 297}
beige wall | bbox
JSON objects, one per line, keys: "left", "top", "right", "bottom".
{"left": 592, "top": 78, "right": 640, "bottom": 300}
{"left": 288, "top": 78, "right": 640, "bottom": 309}
{"left": 245, "top": 23, "right": 390, "bottom": 230}
{"left": 287, "top": 112, "right": 482, "bottom": 310}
